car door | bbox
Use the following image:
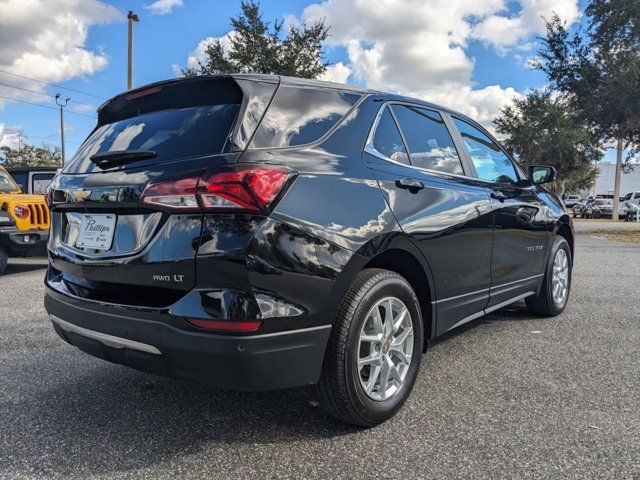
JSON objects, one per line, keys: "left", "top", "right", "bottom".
{"left": 450, "top": 117, "right": 552, "bottom": 309}
{"left": 364, "top": 103, "right": 494, "bottom": 335}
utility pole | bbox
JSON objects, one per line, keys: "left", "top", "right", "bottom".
{"left": 55, "top": 93, "right": 70, "bottom": 165}
{"left": 611, "top": 138, "right": 623, "bottom": 222}
{"left": 127, "top": 11, "right": 139, "bottom": 90}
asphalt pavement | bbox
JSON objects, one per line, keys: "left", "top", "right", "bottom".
{"left": 0, "top": 232, "right": 638, "bottom": 479}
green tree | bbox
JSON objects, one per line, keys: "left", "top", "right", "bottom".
{"left": 536, "top": 3, "right": 640, "bottom": 215}
{"left": 495, "top": 90, "right": 603, "bottom": 194}
{"left": 183, "top": 1, "right": 330, "bottom": 79}
{"left": 0, "top": 141, "right": 62, "bottom": 168}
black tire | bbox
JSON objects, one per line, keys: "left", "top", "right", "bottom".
{"left": 0, "top": 247, "right": 7, "bottom": 275}
{"left": 526, "top": 236, "right": 572, "bottom": 317}
{"left": 316, "top": 268, "right": 423, "bottom": 427}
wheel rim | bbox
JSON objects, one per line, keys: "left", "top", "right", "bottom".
{"left": 551, "top": 249, "right": 569, "bottom": 306}
{"left": 357, "top": 296, "right": 414, "bottom": 401}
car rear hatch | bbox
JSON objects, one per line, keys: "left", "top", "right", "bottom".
{"left": 47, "top": 75, "right": 279, "bottom": 308}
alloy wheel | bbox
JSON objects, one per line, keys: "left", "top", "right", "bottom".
{"left": 357, "top": 296, "right": 414, "bottom": 401}
{"left": 551, "top": 249, "right": 569, "bottom": 306}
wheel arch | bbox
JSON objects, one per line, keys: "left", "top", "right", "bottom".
{"left": 554, "top": 216, "right": 575, "bottom": 261}
{"left": 334, "top": 233, "right": 436, "bottom": 348}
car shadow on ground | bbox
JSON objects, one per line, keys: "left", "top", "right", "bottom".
{"left": 2, "top": 259, "right": 48, "bottom": 276}
{"left": 9, "top": 360, "right": 357, "bottom": 477}
{"left": 9, "top": 302, "right": 543, "bottom": 477}
{"left": 427, "top": 301, "right": 542, "bottom": 349}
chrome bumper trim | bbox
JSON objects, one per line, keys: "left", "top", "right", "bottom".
{"left": 50, "top": 315, "right": 162, "bottom": 355}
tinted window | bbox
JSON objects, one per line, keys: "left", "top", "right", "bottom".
{"left": 9, "top": 173, "right": 26, "bottom": 192}
{"left": 250, "top": 86, "right": 361, "bottom": 148}
{"left": 371, "top": 106, "right": 409, "bottom": 165}
{"left": 32, "top": 173, "right": 56, "bottom": 194}
{"left": 391, "top": 105, "right": 463, "bottom": 174}
{"left": 64, "top": 104, "right": 240, "bottom": 173}
{"left": 453, "top": 118, "right": 517, "bottom": 183}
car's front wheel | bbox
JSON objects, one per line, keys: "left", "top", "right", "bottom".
{"left": 526, "top": 236, "right": 572, "bottom": 316}
{"left": 316, "top": 268, "right": 423, "bottom": 426}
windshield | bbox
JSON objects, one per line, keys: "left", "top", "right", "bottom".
{"left": 0, "top": 169, "right": 20, "bottom": 193}
{"left": 594, "top": 200, "right": 610, "bottom": 206}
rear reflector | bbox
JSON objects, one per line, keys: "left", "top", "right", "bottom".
{"left": 187, "top": 319, "right": 262, "bottom": 332}
{"left": 140, "top": 164, "right": 296, "bottom": 213}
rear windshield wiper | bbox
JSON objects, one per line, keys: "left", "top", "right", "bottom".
{"left": 90, "top": 150, "right": 157, "bottom": 169}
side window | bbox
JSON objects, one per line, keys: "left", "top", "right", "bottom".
{"left": 11, "top": 173, "right": 27, "bottom": 192}
{"left": 391, "top": 105, "right": 463, "bottom": 175}
{"left": 249, "top": 86, "right": 361, "bottom": 148}
{"left": 453, "top": 118, "right": 518, "bottom": 184}
{"left": 32, "top": 173, "right": 56, "bottom": 194}
{"left": 371, "top": 106, "right": 409, "bottom": 165}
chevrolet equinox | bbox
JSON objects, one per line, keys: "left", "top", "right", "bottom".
{"left": 44, "top": 75, "right": 574, "bottom": 426}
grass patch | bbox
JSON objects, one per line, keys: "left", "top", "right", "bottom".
{"left": 583, "top": 228, "right": 640, "bottom": 244}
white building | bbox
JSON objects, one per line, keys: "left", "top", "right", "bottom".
{"left": 588, "top": 162, "right": 640, "bottom": 197}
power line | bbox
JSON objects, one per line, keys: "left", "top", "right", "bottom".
{"left": 0, "top": 68, "right": 107, "bottom": 100}
{"left": 14, "top": 133, "right": 83, "bottom": 146}
{"left": 0, "top": 94, "right": 97, "bottom": 118}
{"left": 0, "top": 80, "right": 97, "bottom": 109}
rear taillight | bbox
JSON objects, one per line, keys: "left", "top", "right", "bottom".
{"left": 140, "top": 165, "right": 296, "bottom": 213}
{"left": 13, "top": 205, "right": 29, "bottom": 219}
{"left": 187, "top": 319, "right": 262, "bottom": 332}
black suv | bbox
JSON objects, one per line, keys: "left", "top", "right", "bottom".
{"left": 44, "top": 75, "right": 573, "bottom": 426}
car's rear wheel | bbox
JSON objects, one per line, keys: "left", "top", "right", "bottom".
{"left": 0, "top": 247, "right": 8, "bottom": 275}
{"left": 316, "top": 268, "right": 423, "bottom": 427}
{"left": 526, "top": 236, "right": 572, "bottom": 316}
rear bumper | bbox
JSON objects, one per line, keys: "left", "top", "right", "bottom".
{"left": 44, "top": 288, "right": 331, "bottom": 391}
{"left": 0, "top": 227, "right": 48, "bottom": 254}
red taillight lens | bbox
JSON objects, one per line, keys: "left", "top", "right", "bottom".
{"left": 187, "top": 319, "right": 262, "bottom": 332}
{"left": 140, "top": 176, "right": 200, "bottom": 211}
{"left": 140, "top": 165, "right": 296, "bottom": 212}
{"left": 199, "top": 165, "right": 294, "bottom": 211}
{"left": 13, "top": 204, "right": 29, "bottom": 219}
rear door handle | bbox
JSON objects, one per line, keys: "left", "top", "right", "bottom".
{"left": 395, "top": 178, "right": 424, "bottom": 192}
{"left": 490, "top": 190, "right": 508, "bottom": 202}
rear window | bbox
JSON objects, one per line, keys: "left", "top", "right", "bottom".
{"left": 249, "top": 85, "right": 361, "bottom": 149}
{"left": 63, "top": 104, "right": 239, "bottom": 174}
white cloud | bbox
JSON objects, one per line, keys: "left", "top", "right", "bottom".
{"left": 143, "top": 0, "right": 184, "bottom": 16}
{"left": 185, "top": 32, "right": 236, "bottom": 71}
{"left": 298, "top": 0, "right": 579, "bottom": 128}
{"left": 0, "top": 124, "right": 23, "bottom": 149}
{"left": 471, "top": 0, "right": 581, "bottom": 52}
{"left": 318, "top": 62, "right": 352, "bottom": 84}
{"left": 0, "top": 0, "right": 121, "bottom": 108}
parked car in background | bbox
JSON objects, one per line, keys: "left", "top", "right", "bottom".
{"left": 583, "top": 199, "right": 615, "bottom": 218}
{"left": 572, "top": 199, "right": 588, "bottom": 218}
{"left": 623, "top": 191, "right": 640, "bottom": 221}
{"left": 7, "top": 167, "right": 58, "bottom": 195}
{"left": 0, "top": 166, "right": 50, "bottom": 274}
{"left": 563, "top": 195, "right": 581, "bottom": 209}
{"left": 43, "top": 74, "right": 574, "bottom": 426}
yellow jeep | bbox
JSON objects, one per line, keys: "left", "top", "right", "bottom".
{"left": 0, "top": 166, "right": 50, "bottom": 274}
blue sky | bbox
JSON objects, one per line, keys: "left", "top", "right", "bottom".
{"left": 1, "top": 0, "right": 619, "bottom": 162}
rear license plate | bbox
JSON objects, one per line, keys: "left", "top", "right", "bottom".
{"left": 76, "top": 214, "right": 117, "bottom": 249}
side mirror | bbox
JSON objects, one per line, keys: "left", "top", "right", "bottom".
{"left": 528, "top": 165, "right": 556, "bottom": 185}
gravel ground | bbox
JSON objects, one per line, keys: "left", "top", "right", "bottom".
{"left": 0, "top": 233, "right": 638, "bottom": 480}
